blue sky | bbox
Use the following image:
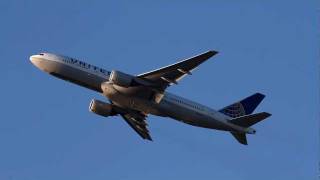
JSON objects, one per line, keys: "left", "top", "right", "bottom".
{"left": 0, "top": 1, "right": 318, "bottom": 179}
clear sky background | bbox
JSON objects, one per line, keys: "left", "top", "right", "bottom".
{"left": 0, "top": 1, "right": 318, "bottom": 179}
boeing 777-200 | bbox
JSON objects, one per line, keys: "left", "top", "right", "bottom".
{"left": 30, "top": 51, "right": 271, "bottom": 145}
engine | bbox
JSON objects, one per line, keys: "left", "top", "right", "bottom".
{"left": 89, "top": 99, "right": 117, "bottom": 117}
{"left": 108, "top": 70, "right": 157, "bottom": 88}
{"left": 109, "top": 70, "right": 135, "bottom": 87}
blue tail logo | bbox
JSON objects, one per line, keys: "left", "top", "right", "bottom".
{"left": 219, "top": 93, "right": 265, "bottom": 118}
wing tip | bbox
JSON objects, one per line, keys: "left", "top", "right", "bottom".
{"left": 208, "top": 50, "right": 219, "bottom": 56}
{"left": 145, "top": 136, "right": 153, "bottom": 141}
{"left": 262, "top": 112, "right": 272, "bottom": 118}
{"left": 198, "top": 50, "right": 218, "bottom": 60}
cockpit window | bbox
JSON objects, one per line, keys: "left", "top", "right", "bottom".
{"left": 39, "top": 53, "right": 44, "bottom": 56}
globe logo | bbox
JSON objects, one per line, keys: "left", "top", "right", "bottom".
{"left": 221, "top": 103, "right": 246, "bottom": 118}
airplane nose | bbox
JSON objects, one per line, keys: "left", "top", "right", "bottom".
{"left": 29, "top": 55, "right": 43, "bottom": 69}
{"left": 29, "top": 55, "right": 36, "bottom": 63}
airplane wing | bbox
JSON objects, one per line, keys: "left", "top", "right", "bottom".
{"left": 120, "top": 112, "right": 152, "bottom": 141}
{"left": 137, "top": 50, "right": 218, "bottom": 90}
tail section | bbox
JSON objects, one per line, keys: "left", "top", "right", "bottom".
{"left": 228, "top": 112, "right": 271, "bottom": 145}
{"left": 219, "top": 93, "right": 265, "bottom": 118}
{"left": 220, "top": 93, "right": 271, "bottom": 145}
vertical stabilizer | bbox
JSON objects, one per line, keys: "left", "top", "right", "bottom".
{"left": 219, "top": 93, "right": 265, "bottom": 118}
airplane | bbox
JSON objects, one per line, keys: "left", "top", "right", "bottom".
{"left": 30, "top": 50, "right": 271, "bottom": 145}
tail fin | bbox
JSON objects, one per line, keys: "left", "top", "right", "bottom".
{"left": 219, "top": 93, "right": 265, "bottom": 118}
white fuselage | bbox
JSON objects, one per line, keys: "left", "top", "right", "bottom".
{"left": 30, "top": 53, "right": 249, "bottom": 133}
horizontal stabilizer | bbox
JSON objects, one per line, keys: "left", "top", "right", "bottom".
{"left": 229, "top": 112, "right": 271, "bottom": 127}
{"left": 231, "top": 132, "right": 247, "bottom": 145}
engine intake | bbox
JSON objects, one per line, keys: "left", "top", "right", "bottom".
{"left": 89, "top": 99, "right": 117, "bottom": 117}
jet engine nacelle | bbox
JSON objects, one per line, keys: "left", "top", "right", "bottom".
{"left": 89, "top": 99, "right": 117, "bottom": 117}
{"left": 109, "top": 70, "right": 156, "bottom": 88}
{"left": 109, "top": 70, "right": 135, "bottom": 88}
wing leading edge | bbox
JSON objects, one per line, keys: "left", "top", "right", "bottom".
{"left": 137, "top": 50, "right": 218, "bottom": 89}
